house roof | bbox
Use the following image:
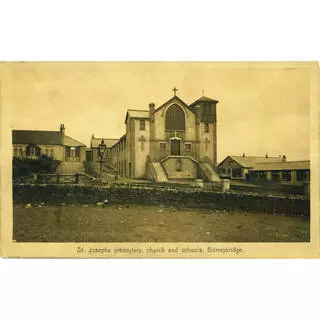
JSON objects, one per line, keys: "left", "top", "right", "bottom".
{"left": 12, "top": 130, "right": 63, "bottom": 145}
{"left": 63, "top": 135, "right": 86, "bottom": 147}
{"left": 218, "top": 155, "right": 282, "bottom": 168}
{"left": 250, "top": 161, "right": 310, "bottom": 171}
{"left": 189, "top": 96, "right": 219, "bottom": 108}
{"left": 12, "top": 129, "right": 86, "bottom": 147}
{"left": 91, "top": 138, "right": 119, "bottom": 148}
{"left": 125, "top": 109, "right": 150, "bottom": 123}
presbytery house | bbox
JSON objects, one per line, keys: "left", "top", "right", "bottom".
{"left": 12, "top": 124, "right": 86, "bottom": 163}
{"left": 88, "top": 89, "right": 221, "bottom": 182}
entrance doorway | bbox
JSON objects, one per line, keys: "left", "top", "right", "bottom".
{"left": 170, "top": 140, "right": 180, "bottom": 156}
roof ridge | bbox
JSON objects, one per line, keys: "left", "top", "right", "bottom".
{"left": 64, "top": 135, "right": 86, "bottom": 146}
{"left": 13, "top": 129, "right": 60, "bottom": 133}
{"left": 127, "top": 109, "right": 149, "bottom": 112}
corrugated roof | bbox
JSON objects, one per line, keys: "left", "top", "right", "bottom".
{"left": 12, "top": 130, "right": 62, "bottom": 145}
{"left": 91, "top": 138, "right": 119, "bottom": 148}
{"left": 219, "top": 155, "right": 282, "bottom": 168}
{"left": 231, "top": 156, "right": 281, "bottom": 168}
{"left": 63, "top": 135, "right": 86, "bottom": 147}
{"left": 250, "top": 161, "right": 310, "bottom": 171}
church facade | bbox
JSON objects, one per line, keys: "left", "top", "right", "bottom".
{"left": 90, "top": 90, "right": 221, "bottom": 182}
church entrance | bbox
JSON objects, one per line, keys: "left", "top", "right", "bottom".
{"left": 171, "top": 140, "right": 180, "bottom": 156}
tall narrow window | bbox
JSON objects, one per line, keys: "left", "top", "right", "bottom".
{"left": 165, "top": 104, "right": 185, "bottom": 131}
{"left": 140, "top": 120, "right": 146, "bottom": 130}
{"left": 204, "top": 123, "right": 209, "bottom": 133}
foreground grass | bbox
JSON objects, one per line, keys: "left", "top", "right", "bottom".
{"left": 13, "top": 204, "right": 310, "bottom": 242}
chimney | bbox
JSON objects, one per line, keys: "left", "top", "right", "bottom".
{"left": 60, "top": 124, "right": 65, "bottom": 135}
{"left": 266, "top": 153, "right": 268, "bottom": 159}
{"left": 282, "top": 155, "right": 287, "bottom": 161}
{"left": 242, "top": 153, "right": 245, "bottom": 157}
{"left": 60, "top": 124, "right": 65, "bottom": 146}
{"left": 149, "top": 103, "right": 155, "bottom": 114}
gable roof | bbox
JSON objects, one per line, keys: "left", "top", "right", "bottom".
{"left": 250, "top": 161, "right": 310, "bottom": 171}
{"left": 155, "top": 95, "right": 189, "bottom": 112}
{"left": 13, "top": 130, "right": 63, "bottom": 145}
{"left": 125, "top": 109, "right": 150, "bottom": 123}
{"left": 218, "top": 155, "right": 282, "bottom": 168}
{"left": 63, "top": 135, "right": 86, "bottom": 147}
{"left": 91, "top": 138, "right": 119, "bottom": 148}
{"left": 189, "top": 96, "right": 219, "bottom": 108}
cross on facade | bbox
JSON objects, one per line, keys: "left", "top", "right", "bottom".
{"left": 205, "top": 137, "right": 210, "bottom": 151}
{"left": 172, "top": 87, "right": 178, "bottom": 96}
{"left": 138, "top": 135, "right": 147, "bottom": 150}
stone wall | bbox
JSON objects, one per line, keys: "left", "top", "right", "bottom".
{"left": 13, "top": 185, "right": 310, "bottom": 216}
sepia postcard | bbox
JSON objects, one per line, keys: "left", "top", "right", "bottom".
{"left": 0, "top": 61, "right": 319, "bottom": 258}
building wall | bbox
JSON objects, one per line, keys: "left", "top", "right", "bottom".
{"left": 133, "top": 119, "right": 150, "bottom": 178}
{"left": 13, "top": 144, "right": 86, "bottom": 162}
{"left": 152, "top": 102, "right": 197, "bottom": 162}
{"left": 218, "top": 158, "right": 246, "bottom": 179}
{"left": 249, "top": 169, "right": 310, "bottom": 185}
{"left": 13, "top": 144, "right": 64, "bottom": 161}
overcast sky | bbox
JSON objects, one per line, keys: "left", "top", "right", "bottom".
{"left": 8, "top": 62, "right": 311, "bottom": 162}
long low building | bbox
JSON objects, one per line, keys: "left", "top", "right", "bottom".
{"left": 218, "top": 155, "right": 310, "bottom": 184}
{"left": 248, "top": 160, "right": 310, "bottom": 184}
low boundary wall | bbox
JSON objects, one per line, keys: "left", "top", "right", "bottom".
{"left": 13, "top": 185, "right": 310, "bottom": 216}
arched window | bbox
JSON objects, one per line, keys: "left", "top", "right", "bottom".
{"left": 165, "top": 104, "right": 185, "bottom": 131}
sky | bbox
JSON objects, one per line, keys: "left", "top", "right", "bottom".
{"left": 7, "top": 62, "right": 311, "bottom": 162}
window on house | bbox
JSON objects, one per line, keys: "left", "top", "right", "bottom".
{"left": 185, "top": 143, "right": 191, "bottom": 152}
{"left": 204, "top": 123, "right": 209, "bottom": 133}
{"left": 271, "top": 171, "right": 281, "bottom": 181}
{"left": 282, "top": 170, "right": 291, "bottom": 181}
{"left": 140, "top": 120, "right": 146, "bottom": 130}
{"left": 75, "top": 147, "right": 80, "bottom": 158}
{"left": 160, "top": 143, "right": 167, "bottom": 151}
{"left": 65, "top": 147, "right": 71, "bottom": 158}
{"left": 232, "top": 168, "right": 242, "bottom": 178}
{"left": 297, "top": 170, "right": 308, "bottom": 182}
{"left": 13, "top": 148, "right": 18, "bottom": 157}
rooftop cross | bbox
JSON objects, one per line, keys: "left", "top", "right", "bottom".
{"left": 138, "top": 135, "right": 146, "bottom": 150}
{"left": 172, "top": 87, "right": 178, "bottom": 96}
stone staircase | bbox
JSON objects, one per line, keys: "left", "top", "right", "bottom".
{"left": 150, "top": 162, "right": 168, "bottom": 182}
{"left": 57, "top": 161, "right": 85, "bottom": 174}
{"left": 198, "top": 161, "right": 221, "bottom": 182}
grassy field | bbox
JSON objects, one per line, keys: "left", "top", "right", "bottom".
{"left": 13, "top": 204, "right": 310, "bottom": 242}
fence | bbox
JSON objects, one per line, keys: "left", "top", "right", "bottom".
{"left": 13, "top": 173, "right": 83, "bottom": 185}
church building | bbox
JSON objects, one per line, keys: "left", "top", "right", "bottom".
{"left": 90, "top": 89, "right": 221, "bottom": 182}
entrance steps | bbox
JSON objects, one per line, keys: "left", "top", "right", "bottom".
{"left": 198, "top": 161, "right": 221, "bottom": 182}
{"left": 150, "top": 162, "right": 168, "bottom": 182}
